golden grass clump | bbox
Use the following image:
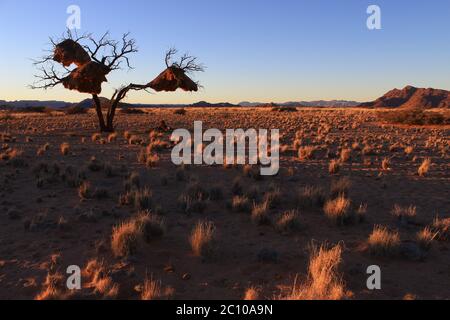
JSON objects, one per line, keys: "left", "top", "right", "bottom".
{"left": 276, "top": 210, "right": 301, "bottom": 233}
{"left": 139, "top": 276, "right": 173, "bottom": 300}
{"left": 232, "top": 195, "right": 251, "bottom": 213}
{"left": 328, "top": 159, "right": 340, "bottom": 175}
{"left": 190, "top": 220, "right": 216, "bottom": 258}
{"left": 111, "top": 220, "right": 141, "bottom": 258}
{"left": 282, "top": 243, "right": 347, "bottom": 300}
{"left": 381, "top": 157, "right": 391, "bottom": 171}
{"left": 243, "top": 287, "right": 260, "bottom": 300}
{"left": 35, "top": 272, "right": 69, "bottom": 300}
{"left": 416, "top": 227, "right": 436, "bottom": 251}
{"left": 431, "top": 216, "right": 450, "bottom": 241}
{"left": 298, "top": 146, "right": 316, "bottom": 160}
{"left": 134, "top": 211, "right": 165, "bottom": 243}
{"left": 60, "top": 142, "right": 70, "bottom": 156}
{"left": 330, "top": 176, "right": 351, "bottom": 197}
{"left": 297, "top": 185, "right": 326, "bottom": 208}
{"left": 83, "top": 259, "right": 119, "bottom": 298}
{"left": 251, "top": 201, "right": 271, "bottom": 225}
{"left": 323, "top": 195, "right": 352, "bottom": 225}
{"left": 367, "top": 225, "right": 400, "bottom": 256}
{"left": 340, "top": 148, "right": 352, "bottom": 163}
{"left": 107, "top": 132, "right": 118, "bottom": 143}
{"left": 391, "top": 204, "right": 417, "bottom": 223}
{"left": 418, "top": 158, "right": 431, "bottom": 177}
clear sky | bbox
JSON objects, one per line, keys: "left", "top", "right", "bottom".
{"left": 0, "top": 0, "right": 449, "bottom": 104}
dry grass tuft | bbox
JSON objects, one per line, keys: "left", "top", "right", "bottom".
{"left": 367, "top": 225, "right": 400, "bottom": 256}
{"left": 282, "top": 243, "right": 347, "bottom": 300}
{"left": 418, "top": 158, "right": 431, "bottom": 177}
{"left": 297, "top": 185, "right": 326, "bottom": 209}
{"left": 190, "top": 220, "right": 216, "bottom": 258}
{"left": 140, "top": 276, "right": 174, "bottom": 300}
{"left": 416, "top": 227, "right": 436, "bottom": 251}
{"left": 330, "top": 177, "right": 351, "bottom": 197}
{"left": 232, "top": 195, "right": 251, "bottom": 213}
{"left": 328, "top": 159, "right": 341, "bottom": 175}
{"left": 111, "top": 220, "right": 141, "bottom": 258}
{"left": 298, "top": 146, "right": 316, "bottom": 160}
{"left": 243, "top": 287, "right": 260, "bottom": 300}
{"left": 323, "top": 195, "right": 353, "bottom": 225}
{"left": 391, "top": 204, "right": 417, "bottom": 223}
{"left": 60, "top": 142, "right": 70, "bottom": 156}
{"left": 276, "top": 210, "right": 301, "bottom": 233}
{"left": 251, "top": 201, "right": 271, "bottom": 225}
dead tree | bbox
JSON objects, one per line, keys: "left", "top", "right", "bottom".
{"left": 31, "top": 31, "right": 204, "bottom": 132}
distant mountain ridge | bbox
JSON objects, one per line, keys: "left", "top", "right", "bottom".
{"left": 2, "top": 86, "right": 448, "bottom": 110}
{"left": 1, "top": 99, "right": 359, "bottom": 109}
{"left": 359, "top": 86, "right": 450, "bottom": 109}
{"left": 238, "top": 100, "right": 360, "bottom": 107}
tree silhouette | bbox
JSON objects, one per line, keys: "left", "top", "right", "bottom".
{"left": 31, "top": 31, "right": 204, "bottom": 132}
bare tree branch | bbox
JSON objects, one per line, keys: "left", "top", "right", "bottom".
{"left": 165, "top": 48, "right": 205, "bottom": 73}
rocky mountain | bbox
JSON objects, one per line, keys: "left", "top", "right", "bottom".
{"left": 360, "top": 86, "right": 450, "bottom": 109}
{"left": 190, "top": 101, "right": 238, "bottom": 108}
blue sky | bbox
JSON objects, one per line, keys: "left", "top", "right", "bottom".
{"left": 0, "top": 0, "right": 449, "bottom": 104}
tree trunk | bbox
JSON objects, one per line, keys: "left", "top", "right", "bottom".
{"left": 106, "top": 99, "right": 120, "bottom": 132}
{"left": 92, "top": 94, "right": 112, "bottom": 132}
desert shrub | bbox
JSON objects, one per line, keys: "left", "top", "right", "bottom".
{"left": 330, "top": 177, "right": 351, "bottom": 197}
{"left": 35, "top": 272, "right": 69, "bottom": 300}
{"left": 276, "top": 210, "right": 301, "bottom": 233}
{"left": 134, "top": 211, "right": 165, "bottom": 243}
{"left": 263, "top": 188, "right": 282, "bottom": 209}
{"left": 178, "top": 194, "right": 207, "bottom": 214}
{"left": 367, "top": 225, "right": 400, "bottom": 256}
{"left": 243, "top": 287, "right": 260, "bottom": 300}
{"left": 323, "top": 195, "right": 353, "bottom": 225}
{"left": 418, "top": 158, "right": 431, "bottom": 177}
{"left": 88, "top": 156, "right": 103, "bottom": 172}
{"left": 298, "top": 146, "right": 316, "bottom": 160}
{"left": 297, "top": 185, "right": 326, "bottom": 209}
{"left": 124, "top": 171, "right": 141, "bottom": 191}
{"left": 328, "top": 159, "right": 340, "bottom": 175}
{"left": 271, "top": 106, "right": 297, "bottom": 112}
{"left": 340, "top": 149, "right": 352, "bottom": 163}
{"left": 120, "top": 108, "right": 145, "bottom": 114}
{"left": 133, "top": 187, "right": 153, "bottom": 210}
{"left": 140, "top": 277, "right": 162, "bottom": 300}
{"left": 78, "top": 181, "right": 93, "bottom": 199}
{"left": 66, "top": 105, "right": 88, "bottom": 115}
{"left": 381, "top": 157, "right": 391, "bottom": 170}
{"left": 378, "top": 109, "right": 449, "bottom": 125}
{"left": 83, "top": 259, "right": 119, "bottom": 298}
{"left": 431, "top": 216, "right": 450, "bottom": 241}
{"left": 147, "top": 139, "right": 170, "bottom": 153}
{"left": 111, "top": 220, "right": 141, "bottom": 258}
{"left": 391, "top": 204, "right": 417, "bottom": 224}
{"left": 174, "top": 108, "right": 186, "bottom": 115}
{"left": 416, "top": 227, "right": 436, "bottom": 251}
{"left": 251, "top": 201, "right": 271, "bottom": 225}
{"left": 231, "top": 195, "right": 251, "bottom": 213}
{"left": 190, "top": 220, "right": 216, "bottom": 258}
{"left": 60, "top": 142, "right": 70, "bottom": 156}
{"left": 281, "top": 243, "right": 347, "bottom": 300}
